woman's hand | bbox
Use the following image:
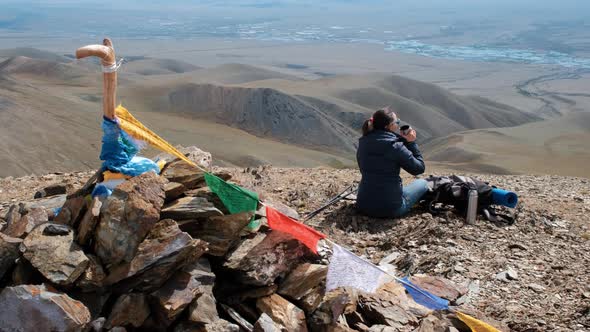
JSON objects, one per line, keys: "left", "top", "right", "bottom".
{"left": 401, "top": 129, "right": 417, "bottom": 142}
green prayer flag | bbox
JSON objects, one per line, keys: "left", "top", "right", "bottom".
{"left": 204, "top": 173, "right": 259, "bottom": 215}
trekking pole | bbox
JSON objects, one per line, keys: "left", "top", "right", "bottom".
{"left": 302, "top": 183, "right": 357, "bottom": 222}
{"left": 304, "top": 184, "right": 355, "bottom": 220}
{"left": 76, "top": 38, "right": 118, "bottom": 119}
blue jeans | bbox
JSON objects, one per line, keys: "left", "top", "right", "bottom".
{"left": 393, "top": 179, "right": 429, "bottom": 217}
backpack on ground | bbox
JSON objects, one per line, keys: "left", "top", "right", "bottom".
{"left": 421, "top": 175, "right": 514, "bottom": 224}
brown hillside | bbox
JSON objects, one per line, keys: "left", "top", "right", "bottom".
{"left": 241, "top": 73, "right": 540, "bottom": 143}
{"left": 121, "top": 57, "right": 200, "bottom": 76}
{"left": 423, "top": 112, "right": 590, "bottom": 177}
{"left": 0, "top": 47, "right": 72, "bottom": 63}
{"left": 0, "top": 56, "right": 92, "bottom": 82}
{"left": 190, "top": 63, "right": 302, "bottom": 84}
{"left": 0, "top": 48, "right": 545, "bottom": 177}
{"left": 165, "top": 83, "right": 358, "bottom": 152}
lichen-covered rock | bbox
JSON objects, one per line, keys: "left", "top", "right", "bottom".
{"left": 76, "top": 254, "right": 107, "bottom": 292}
{"left": 94, "top": 172, "right": 167, "bottom": 266}
{"left": 105, "top": 293, "right": 150, "bottom": 329}
{"left": 162, "top": 160, "right": 207, "bottom": 189}
{"left": 151, "top": 258, "right": 215, "bottom": 325}
{"left": 3, "top": 204, "right": 21, "bottom": 229}
{"left": 262, "top": 199, "right": 300, "bottom": 220}
{"left": 161, "top": 196, "right": 223, "bottom": 220}
{"left": 174, "top": 319, "right": 239, "bottom": 332}
{"left": 54, "top": 194, "right": 86, "bottom": 226}
{"left": 257, "top": 294, "right": 308, "bottom": 332}
{"left": 188, "top": 291, "right": 219, "bottom": 325}
{"left": 155, "top": 145, "right": 212, "bottom": 168}
{"left": 184, "top": 186, "right": 229, "bottom": 214}
{"left": 416, "top": 314, "right": 447, "bottom": 332}
{"left": 185, "top": 258, "right": 219, "bottom": 324}
{"left": 26, "top": 193, "right": 67, "bottom": 211}
{"left": 253, "top": 313, "right": 284, "bottom": 332}
{"left": 22, "top": 223, "right": 89, "bottom": 285}
{"left": 278, "top": 263, "right": 328, "bottom": 300}
{"left": 179, "top": 211, "right": 253, "bottom": 256}
{"left": 231, "top": 284, "right": 278, "bottom": 303}
{"left": 311, "top": 288, "right": 358, "bottom": 328}
{"left": 356, "top": 282, "right": 431, "bottom": 330}
{"left": 223, "top": 231, "right": 312, "bottom": 286}
{"left": 165, "top": 182, "right": 187, "bottom": 202}
{"left": 4, "top": 206, "right": 48, "bottom": 238}
{"left": 299, "top": 286, "right": 324, "bottom": 314}
{"left": 76, "top": 206, "right": 100, "bottom": 246}
{"left": 408, "top": 274, "right": 468, "bottom": 302}
{"left": 0, "top": 284, "right": 91, "bottom": 332}
{"left": 106, "top": 219, "right": 208, "bottom": 292}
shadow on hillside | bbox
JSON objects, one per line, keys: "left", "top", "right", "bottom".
{"left": 317, "top": 201, "right": 431, "bottom": 234}
{"left": 317, "top": 200, "right": 516, "bottom": 236}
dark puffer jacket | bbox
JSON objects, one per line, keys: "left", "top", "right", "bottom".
{"left": 356, "top": 130, "right": 425, "bottom": 217}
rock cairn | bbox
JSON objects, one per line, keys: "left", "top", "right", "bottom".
{"left": 0, "top": 147, "right": 502, "bottom": 332}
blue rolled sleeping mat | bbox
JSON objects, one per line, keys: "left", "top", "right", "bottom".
{"left": 491, "top": 188, "right": 518, "bottom": 208}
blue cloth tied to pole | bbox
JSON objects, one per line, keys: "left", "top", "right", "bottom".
{"left": 99, "top": 116, "right": 160, "bottom": 177}
{"left": 92, "top": 117, "right": 160, "bottom": 198}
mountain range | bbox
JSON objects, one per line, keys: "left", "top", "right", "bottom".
{"left": 3, "top": 47, "right": 587, "bottom": 177}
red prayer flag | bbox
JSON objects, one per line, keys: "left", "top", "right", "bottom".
{"left": 266, "top": 206, "right": 326, "bottom": 254}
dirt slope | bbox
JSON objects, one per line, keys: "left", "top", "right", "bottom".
{"left": 121, "top": 57, "right": 200, "bottom": 76}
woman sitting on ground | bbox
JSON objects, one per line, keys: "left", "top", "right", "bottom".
{"left": 356, "top": 107, "right": 427, "bottom": 218}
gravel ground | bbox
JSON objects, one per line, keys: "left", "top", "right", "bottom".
{"left": 226, "top": 166, "right": 590, "bottom": 332}
{"left": 1, "top": 167, "right": 589, "bottom": 331}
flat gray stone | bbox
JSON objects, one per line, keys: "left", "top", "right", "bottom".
{"left": 105, "top": 293, "right": 150, "bottom": 329}
{"left": 22, "top": 223, "right": 89, "bottom": 286}
{"left": 105, "top": 219, "right": 208, "bottom": 292}
{"left": 223, "top": 231, "right": 311, "bottom": 286}
{"left": 165, "top": 182, "right": 187, "bottom": 202}
{"left": 94, "top": 172, "right": 167, "bottom": 266}
{"left": 161, "top": 196, "right": 223, "bottom": 220}
{"left": 0, "top": 284, "right": 91, "bottom": 332}
{"left": 4, "top": 206, "right": 48, "bottom": 238}
{"left": 256, "top": 294, "right": 308, "bottom": 332}
{"left": 178, "top": 211, "right": 253, "bottom": 256}
{"left": 278, "top": 263, "right": 328, "bottom": 300}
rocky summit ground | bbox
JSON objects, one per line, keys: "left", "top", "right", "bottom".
{"left": 226, "top": 167, "right": 590, "bottom": 332}
{"left": 1, "top": 166, "right": 589, "bottom": 331}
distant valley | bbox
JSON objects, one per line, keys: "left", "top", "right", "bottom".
{"left": 0, "top": 48, "right": 588, "bottom": 176}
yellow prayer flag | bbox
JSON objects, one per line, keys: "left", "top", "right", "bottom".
{"left": 114, "top": 105, "right": 199, "bottom": 169}
{"left": 456, "top": 312, "right": 501, "bottom": 332}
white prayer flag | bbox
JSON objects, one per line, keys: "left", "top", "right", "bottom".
{"left": 326, "top": 244, "right": 386, "bottom": 294}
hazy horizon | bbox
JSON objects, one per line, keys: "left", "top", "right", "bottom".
{"left": 2, "top": 1, "right": 589, "bottom": 40}
{"left": 2, "top": 0, "right": 590, "bottom": 69}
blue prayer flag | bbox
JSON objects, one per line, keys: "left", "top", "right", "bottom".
{"left": 400, "top": 277, "right": 449, "bottom": 311}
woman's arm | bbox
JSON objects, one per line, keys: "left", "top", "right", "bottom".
{"left": 396, "top": 141, "right": 426, "bottom": 176}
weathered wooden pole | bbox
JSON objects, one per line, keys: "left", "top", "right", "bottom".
{"left": 75, "top": 38, "right": 118, "bottom": 119}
